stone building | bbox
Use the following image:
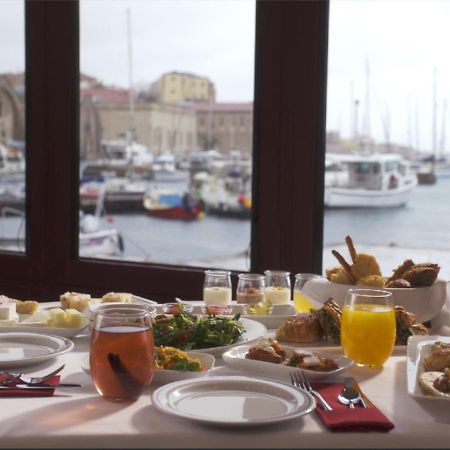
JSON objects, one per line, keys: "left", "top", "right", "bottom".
{"left": 148, "top": 71, "right": 216, "bottom": 104}
{"left": 192, "top": 102, "right": 253, "bottom": 155}
{"left": 0, "top": 74, "right": 25, "bottom": 143}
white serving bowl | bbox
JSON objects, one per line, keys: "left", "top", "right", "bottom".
{"left": 302, "top": 277, "right": 447, "bottom": 323}
{"left": 153, "top": 351, "right": 215, "bottom": 384}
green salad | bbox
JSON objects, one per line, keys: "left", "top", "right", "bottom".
{"left": 153, "top": 305, "right": 245, "bottom": 350}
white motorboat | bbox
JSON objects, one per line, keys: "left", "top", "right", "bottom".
{"left": 324, "top": 153, "right": 417, "bottom": 208}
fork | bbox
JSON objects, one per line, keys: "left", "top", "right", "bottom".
{"left": 15, "top": 364, "right": 65, "bottom": 385}
{"left": 290, "top": 370, "right": 333, "bottom": 411}
{"left": 0, "top": 372, "right": 22, "bottom": 386}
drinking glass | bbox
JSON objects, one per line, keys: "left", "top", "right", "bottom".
{"left": 341, "top": 289, "right": 396, "bottom": 368}
{"left": 203, "top": 270, "right": 232, "bottom": 305}
{"left": 90, "top": 304, "right": 155, "bottom": 401}
{"left": 293, "top": 273, "right": 322, "bottom": 312}
{"left": 264, "top": 270, "right": 291, "bottom": 304}
{"left": 236, "top": 273, "right": 265, "bottom": 304}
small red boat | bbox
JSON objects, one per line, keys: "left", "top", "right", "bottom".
{"left": 143, "top": 190, "right": 203, "bottom": 221}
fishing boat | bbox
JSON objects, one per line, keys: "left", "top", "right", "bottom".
{"left": 143, "top": 189, "right": 203, "bottom": 221}
{"left": 324, "top": 153, "right": 417, "bottom": 208}
{"left": 191, "top": 171, "right": 251, "bottom": 218}
{"left": 80, "top": 177, "right": 147, "bottom": 213}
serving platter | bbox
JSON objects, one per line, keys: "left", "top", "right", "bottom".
{"left": 407, "top": 335, "right": 450, "bottom": 401}
{"left": 0, "top": 332, "right": 74, "bottom": 368}
{"left": 222, "top": 343, "right": 354, "bottom": 381}
{"left": 152, "top": 376, "right": 315, "bottom": 427}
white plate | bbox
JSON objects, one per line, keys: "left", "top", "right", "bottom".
{"left": 223, "top": 343, "right": 354, "bottom": 381}
{"left": 81, "top": 352, "right": 216, "bottom": 384}
{"left": 407, "top": 334, "right": 450, "bottom": 401}
{"left": 152, "top": 376, "right": 315, "bottom": 426}
{"left": 0, "top": 332, "right": 74, "bottom": 368}
{"left": 185, "top": 318, "right": 267, "bottom": 356}
{"left": 155, "top": 302, "right": 297, "bottom": 330}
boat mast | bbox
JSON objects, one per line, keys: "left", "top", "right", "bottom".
{"left": 432, "top": 66, "right": 437, "bottom": 166}
{"left": 439, "top": 97, "right": 447, "bottom": 159}
{"left": 127, "top": 7, "right": 135, "bottom": 144}
{"left": 363, "top": 57, "right": 371, "bottom": 153}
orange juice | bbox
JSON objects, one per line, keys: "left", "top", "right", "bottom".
{"left": 341, "top": 303, "right": 396, "bottom": 367}
{"left": 293, "top": 291, "right": 315, "bottom": 313}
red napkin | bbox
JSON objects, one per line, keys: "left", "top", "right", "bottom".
{"left": 0, "top": 375, "right": 60, "bottom": 397}
{"left": 312, "top": 382, "right": 394, "bottom": 432}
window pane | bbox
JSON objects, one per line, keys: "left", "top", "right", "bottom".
{"left": 0, "top": 1, "right": 26, "bottom": 253}
{"left": 325, "top": 0, "right": 450, "bottom": 281}
{"left": 79, "top": 0, "right": 254, "bottom": 270}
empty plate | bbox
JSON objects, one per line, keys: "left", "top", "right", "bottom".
{"left": 152, "top": 376, "right": 315, "bottom": 426}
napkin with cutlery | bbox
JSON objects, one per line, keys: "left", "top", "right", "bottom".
{"left": 0, "top": 375, "right": 60, "bottom": 397}
{"left": 312, "top": 382, "right": 394, "bottom": 432}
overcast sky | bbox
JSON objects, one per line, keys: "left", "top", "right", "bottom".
{"left": 1, "top": 0, "right": 450, "bottom": 153}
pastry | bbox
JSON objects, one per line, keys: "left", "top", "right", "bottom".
{"left": 13, "top": 300, "right": 39, "bottom": 315}
{"left": 395, "top": 306, "right": 428, "bottom": 345}
{"left": 275, "top": 313, "right": 323, "bottom": 343}
{"left": 102, "top": 292, "right": 133, "bottom": 303}
{"left": 315, "top": 298, "right": 342, "bottom": 344}
{"left": 60, "top": 292, "right": 91, "bottom": 311}
{"left": 418, "top": 369, "right": 450, "bottom": 398}
{"left": 423, "top": 341, "right": 450, "bottom": 371}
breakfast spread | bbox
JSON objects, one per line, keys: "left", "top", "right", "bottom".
{"left": 245, "top": 339, "right": 338, "bottom": 372}
{"left": 418, "top": 341, "right": 450, "bottom": 398}
{"left": 327, "top": 235, "right": 441, "bottom": 288}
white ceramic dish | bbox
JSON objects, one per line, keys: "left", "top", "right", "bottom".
{"left": 152, "top": 376, "right": 315, "bottom": 427}
{"left": 0, "top": 316, "right": 89, "bottom": 339}
{"left": 0, "top": 332, "right": 74, "bottom": 368}
{"left": 81, "top": 351, "right": 215, "bottom": 384}
{"left": 407, "top": 334, "right": 450, "bottom": 401}
{"left": 303, "top": 277, "right": 447, "bottom": 323}
{"left": 222, "top": 343, "right": 354, "bottom": 381}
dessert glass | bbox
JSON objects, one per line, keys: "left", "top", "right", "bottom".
{"left": 203, "top": 270, "right": 232, "bottom": 305}
{"left": 264, "top": 270, "right": 291, "bottom": 304}
{"left": 236, "top": 273, "right": 265, "bottom": 304}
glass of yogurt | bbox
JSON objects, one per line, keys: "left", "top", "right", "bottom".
{"left": 236, "top": 273, "right": 265, "bottom": 304}
{"left": 203, "top": 270, "right": 232, "bottom": 305}
{"left": 264, "top": 270, "right": 291, "bottom": 304}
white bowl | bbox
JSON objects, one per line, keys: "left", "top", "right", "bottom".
{"left": 153, "top": 351, "right": 215, "bottom": 384}
{"left": 302, "top": 277, "right": 447, "bottom": 323}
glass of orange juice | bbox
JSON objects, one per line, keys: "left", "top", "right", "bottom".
{"left": 341, "top": 289, "right": 396, "bottom": 368}
{"left": 293, "top": 273, "right": 322, "bottom": 312}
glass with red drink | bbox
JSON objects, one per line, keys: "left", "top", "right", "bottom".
{"left": 90, "top": 304, "right": 156, "bottom": 401}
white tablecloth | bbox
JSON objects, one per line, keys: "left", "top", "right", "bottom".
{"left": 0, "top": 305, "right": 449, "bottom": 449}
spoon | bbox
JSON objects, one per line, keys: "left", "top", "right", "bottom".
{"left": 337, "top": 383, "right": 362, "bottom": 408}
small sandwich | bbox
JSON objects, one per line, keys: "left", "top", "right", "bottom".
{"left": 102, "top": 292, "right": 133, "bottom": 303}
{"left": 418, "top": 368, "right": 450, "bottom": 398}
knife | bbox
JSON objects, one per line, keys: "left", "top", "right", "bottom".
{"left": 344, "top": 377, "right": 372, "bottom": 408}
{"left": 0, "top": 383, "right": 83, "bottom": 390}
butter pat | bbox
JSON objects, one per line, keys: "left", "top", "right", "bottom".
{"left": 0, "top": 303, "right": 17, "bottom": 320}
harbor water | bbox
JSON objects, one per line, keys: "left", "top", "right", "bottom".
{"left": 1, "top": 176, "right": 450, "bottom": 279}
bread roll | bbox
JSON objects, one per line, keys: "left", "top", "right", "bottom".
{"left": 276, "top": 313, "right": 323, "bottom": 343}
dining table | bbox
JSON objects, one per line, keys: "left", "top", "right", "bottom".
{"left": 0, "top": 299, "right": 449, "bottom": 449}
